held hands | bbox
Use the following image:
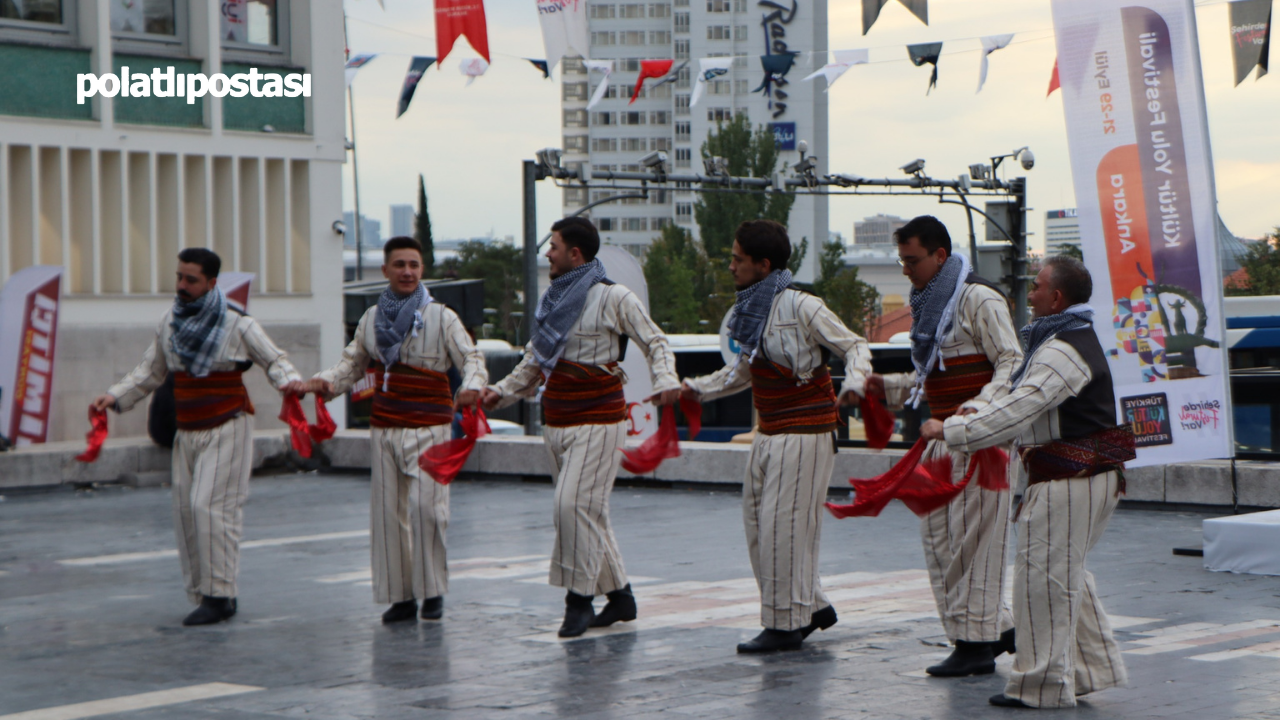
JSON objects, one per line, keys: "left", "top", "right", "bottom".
{"left": 837, "top": 390, "right": 861, "bottom": 408}
{"left": 480, "top": 388, "right": 503, "bottom": 412}
{"left": 89, "top": 394, "right": 116, "bottom": 420}
{"left": 454, "top": 389, "right": 480, "bottom": 411}
{"left": 679, "top": 383, "right": 701, "bottom": 403}
{"left": 646, "top": 388, "right": 681, "bottom": 407}
{"left": 863, "top": 374, "right": 886, "bottom": 400}
{"left": 920, "top": 418, "right": 945, "bottom": 442}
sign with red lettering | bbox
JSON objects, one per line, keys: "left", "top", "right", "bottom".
{"left": 0, "top": 266, "right": 63, "bottom": 447}
{"left": 434, "top": 0, "right": 490, "bottom": 64}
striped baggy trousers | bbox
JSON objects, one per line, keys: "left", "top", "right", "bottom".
{"left": 370, "top": 425, "right": 452, "bottom": 604}
{"left": 919, "top": 440, "right": 1014, "bottom": 642}
{"left": 1005, "top": 470, "right": 1127, "bottom": 708}
{"left": 172, "top": 414, "right": 254, "bottom": 605}
{"left": 543, "top": 422, "right": 630, "bottom": 597}
{"left": 744, "top": 432, "right": 836, "bottom": 631}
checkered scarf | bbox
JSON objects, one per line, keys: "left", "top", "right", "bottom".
{"left": 729, "top": 269, "right": 792, "bottom": 361}
{"left": 170, "top": 286, "right": 228, "bottom": 378}
{"left": 906, "top": 252, "right": 970, "bottom": 407}
{"left": 375, "top": 282, "right": 431, "bottom": 369}
{"left": 532, "top": 258, "right": 608, "bottom": 373}
{"left": 1011, "top": 304, "right": 1095, "bottom": 385}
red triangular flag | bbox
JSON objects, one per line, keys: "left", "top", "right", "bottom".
{"left": 435, "top": 0, "right": 490, "bottom": 64}
{"left": 631, "top": 59, "right": 674, "bottom": 104}
{"left": 419, "top": 407, "right": 490, "bottom": 484}
{"left": 1047, "top": 58, "right": 1060, "bottom": 97}
{"left": 76, "top": 408, "right": 110, "bottom": 463}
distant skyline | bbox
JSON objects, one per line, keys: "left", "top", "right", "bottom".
{"left": 341, "top": 0, "right": 1280, "bottom": 253}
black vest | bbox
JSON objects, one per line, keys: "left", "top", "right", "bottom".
{"left": 1054, "top": 328, "right": 1119, "bottom": 440}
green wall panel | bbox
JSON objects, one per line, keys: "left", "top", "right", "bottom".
{"left": 0, "top": 43, "right": 93, "bottom": 121}
{"left": 113, "top": 54, "right": 204, "bottom": 127}
{"left": 222, "top": 62, "right": 306, "bottom": 134}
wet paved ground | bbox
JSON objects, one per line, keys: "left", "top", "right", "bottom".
{"left": 2, "top": 473, "right": 1280, "bottom": 719}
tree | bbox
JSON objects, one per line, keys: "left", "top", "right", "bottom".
{"left": 693, "top": 114, "right": 795, "bottom": 260}
{"left": 455, "top": 240, "right": 523, "bottom": 341}
{"left": 1227, "top": 230, "right": 1280, "bottom": 296}
{"left": 415, "top": 174, "right": 435, "bottom": 275}
{"left": 787, "top": 237, "right": 808, "bottom": 276}
{"left": 1057, "top": 244, "right": 1084, "bottom": 261}
{"left": 814, "top": 238, "right": 880, "bottom": 336}
{"left": 643, "top": 224, "right": 703, "bottom": 333}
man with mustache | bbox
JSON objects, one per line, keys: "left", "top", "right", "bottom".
{"left": 91, "top": 248, "right": 302, "bottom": 626}
{"left": 922, "top": 256, "right": 1134, "bottom": 708}
{"left": 481, "top": 217, "right": 679, "bottom": 638}
{"left": 304, "top": 236, "right": 487, "bottom": 624}
{"left": 682, "top": 219, "right": 872, "bottom": 653}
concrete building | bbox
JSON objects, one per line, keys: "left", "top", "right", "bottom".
{"left": 0, "top": 0, "right": 348, "bottom": 441}
{"left": 559, "top": 0, "right": 828, "bottom": 282}
{"left": 854, "top": 213, "right": 907, "bottom": 248}
{"left": 389, "top": 203, "right": 413, "bottom": 238}
{"left": 1044, "top": 208, "right": 1081, "bottom": 256}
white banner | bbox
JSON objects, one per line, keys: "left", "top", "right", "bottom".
{"left": 536, "top": 0, "right": 590, "bottom": 72}
{"left": 0, "top": 266, "right": 63, "bottom": 447}
{"left": 596, "top": 246, "right": 658, "bottom": 441}
{"left": 1051, "top": 0, "right": 1233, "bottom": 466}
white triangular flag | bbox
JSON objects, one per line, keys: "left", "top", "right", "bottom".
{"left": 536, "top": 0, "right": 590, "bottom": 72}
{"left": 584, "top": 59, "right": 613, "bottom": 109}
{"left": 345, "top": 54, "right": 378, "bottom": 87}
{"left": 977, "top": 34, "right": 1014, "bottom": 93}
{"left": 460, "top": 58, "right": 489, "bottom": 86}
{"left": 691, "top": 57, "right": 732, "bottom": 107}
{"left": 801, "top": 49, "right": 869, "bottom": 91}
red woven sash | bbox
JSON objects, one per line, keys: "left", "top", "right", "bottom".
{"left": 174, "top": 371, "right": 254, "bottom": 431}
{"left": 749, "top": 358, "right": 839, "bottom": 436}
{"left": 542, "top": 360, "right": 627, "bottom": 428}
{"left": 1022, "top": 425, "right": 1137, "bottom": 484}
{"left": 370, "top": 361, "right": 454, "bottom": 428}
{"left": 923, "top": 353, "right": 995, "bottom": 420}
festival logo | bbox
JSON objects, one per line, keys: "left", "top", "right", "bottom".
{"left": 1177, "top": 398, "right": 1222, "bottom": 432}
{"left": 1121, "top": 392, "right": 1173, "bottom": 446}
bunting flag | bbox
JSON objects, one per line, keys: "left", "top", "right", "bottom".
{"left": 691, "top": 57, "right": 732, "bottom": 107}
{"left": 584, "top": 59, "right": 613, "bottom": 109}
{"left": 1047, "top": 57, "right": 1061, "bottom": 96}
{"left": 344, "top": 53, "right": 377, "bottom": 87}
{"left": 630, "top": 59, "right": 674, "bottom": 104}
{"left": 526, "top": 58, "right": 551, "bottom": 78}
{"left": 907, "top": 42, "right": 942, "bottom": 94}
{"left": 1230, "top": 0, "right": 1271, "bottom": 85}
{"left": 649, "top": 59, "right": 688, "bottom": 87}
{"left": 460, "top": 57, "right": 489, "bottom": 85}
{"left": 434, "top": 0, "right": 491, "bottom": 64}
{"left": 977, "top": 34, "right": 1013, "bottom": 93}
{"left": 396, "top": 56, "right": 436, "bottom": 118}
{"left": 801, "top": 48, "right": 869, "bottom": 90}
{"left": 536, "top": 0, "right": 589, "bottom": 72}
{"left": 619, "top": 398, "right": 703, "bottom": 475}
{"left": 752, "top": 52, "right": 798, "bottom": 94}
{"left": 76, "top": 408, "right": 109, "bottom": 463}
{"left": 862, "top": 0, "right": 928, "bottom": 35}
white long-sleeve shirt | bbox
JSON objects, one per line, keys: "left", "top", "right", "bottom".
{"left": 107, "top": 309, "right": 301, "bottom": 412}
{"left": 490, "top": 282, "right": 679, "bottom": 405}
{"left": 316, "top": 301, "right": 488, "bottom": 396}
{"left": 684, "top": 288, "right": 872, "bottom": 402}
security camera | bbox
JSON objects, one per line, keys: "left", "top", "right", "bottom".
{"left": 331, "top": 220, "right": 346, "bottom": 236}
{"left": 703, "top": 156, "right": 728, "bottom": 177}
{"left": 536, "top": 148, "right": 563, "bottom": 175}
{"left": 900, "top": 158, "right": 925, "bottom": 175}
{"left": 640, "top": 150, "right": 669, "bottom": 169}
{"left": 969, "top": 163, "right": 991, "bottom": 180}
{"left": 1019, "top": 148, "right": 1035, "bottom": 171}
{"left": 796, "top": 139, "right": 808, "bottom": 155}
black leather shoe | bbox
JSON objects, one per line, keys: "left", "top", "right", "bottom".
{"left": 989, "top": 693, "right": 1031, "bottom": 708}
{"left": 381, "top": 600, "right": 418, "bottom": 624}
{"left": 420, "top": 596, "right": 444, "bottom": 620}
{"left": 996, "top": 627, "right": 1016, "bottom": 656}
{"left": 800, "top": 605, "right": 838, "bottom": 639}
{"left": 926, "top": 640, "right": 996, "bottom": 677}
{"left": 589, "top": 584, "right": 637, "bottom": 628}
{"left": 558, "top": 592, "right": 595, "bottom": 638}
{"left": 736, "top": 629, "right": 804, "bottom": 654}
{"left": 183, "top": 596, "right": 235, "bottom": 626}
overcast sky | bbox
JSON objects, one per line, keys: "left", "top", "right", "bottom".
{"left": 340, "top": 0, "right": 1280, "bottom": 251}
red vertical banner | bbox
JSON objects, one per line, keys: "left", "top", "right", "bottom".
{"left": 435, "top": 0, "right": 491, "bottom": 64}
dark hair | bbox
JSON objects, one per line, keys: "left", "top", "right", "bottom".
{"left": 734, "top": 219, "right": 791, "bottom": 272}
{"left": 177, "top": 248, "right": 221, "bottom": 279}
{"left": 551, "top": 216, "right": 600, "bottom": 261}
{"left": 1044, "top": 255, "right": 1093, "bottom": 305}
{"left": 384, "top": 236, "right": 424, "bottom": 263}
{"left": 894, "top": 215, "right": 952, "bottom": 257}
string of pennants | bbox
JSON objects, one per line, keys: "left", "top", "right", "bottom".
{"left": 347, "top": 0, "right": 1272, "bottom": 118}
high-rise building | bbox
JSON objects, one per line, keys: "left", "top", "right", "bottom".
{"left": 559, "top": 0, "right": 828, "bottom": 281}
{"left": 1044, "top": 209, "right": 1081, "bottom": 256}
{"left": 390, "top": 204, "right": 415, "bottom": 238}
{"left": 343, "top": 212, "right": 383, "bottom": 249}
{"left": 854, "top": 214, "right": 908, "bottom": 248}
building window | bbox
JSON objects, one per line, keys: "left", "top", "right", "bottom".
{"left": 734, "top": 0, "right": 746, "bottom": 10}
{"left": 565, "top": 187, "right": 588, "bottom": 206}
{"left": 603, "top": 84, "right": 620, "bottom": 99}
{"left": 649, "top": 84, "right": 671, "bottom": 99}
{"left": 562, "top": 57, "right": 587, "bottom": 74}
{"left": 620, "top": 137, "right": 646, "bottom": 152}
{"left": 735, "top": 79, "right": 749, "bottom": 94}
{"left": 1, "top": 0, "right": 64, "bottom": 25}
{"left": 674, "top": 147, "right": 692, "bottom": 168}
{"left": 652, "top": 217, "right": 671, "bottom": 229}
{"left": 564, "top": 109, "right": 589, "bottom": 127}
{"left": 649, "top": 3, "right": 670, "bottom": 17}
{"left": 675, "top": 94, "right": 690, "bottom": 115}
{"left": 651, "top": 137, "right": 671, "bottom": 151}
{"left": 565, "top": 135, "right": 590, "bottom": 153}
{"left": 733, "top": 56, "right": 748, "bottom": 69}
{"left": 222, "top": 0, "right": 287, "bottom": 55}
{"left": 734, "top": 24, "right": 747, "bottom": 40}
{"left": 598, "top": 218, "right": 616, "bottom": 231}
{"left": 590, "top": 4, "right": 616, "bottom": 18}
{"left": 620, "top": 3, "right": 645, "bottom": 17}
{"left": 1, "top": 0, "right": 76, "bottom": 45}
{"left": 674, "top": 39, "right": 689, "bottom": 59}
{"left": 650, "top": 189, "right": 669, "bottom": 204}
{"left": 674, "top": 11, "right": 689, "bottom": 32}
{"left": 620, "top": 111, "right": 646, "bottom": 125}
{"left": 622, "top": 218, "right": 648, "bottom": 231}
{"left": 708, "top": 107, "right": 732, "bottom": 122}
{"left": 676, "top": 203, "right": 693, "bottom": 218}
{"left": 591, "top": 31, "right": 616, "bottom": 46}
{"left": 593, "top": 111, "right": 617, "bottom": 125}
{"left": 676, "top": 65, "right": 691, "bottom": 88}
{"left": 710, "top": 79, "right": 730, "bottom": 95}
{"left": 707, "top": 25, "right": 730, "bottom": 40}
{"left": 650, "top": 110, "right": 670, "bottom": 125}
{"left": 707, "top": 0, "right": 731, "bottom": 10}
{"left": 619, "top": 58, "right": 641, "bottom": 72}
{"left": 111, "top": 0, "right": 177, "bottom": 37}
{"left": 675, "top": 121, "right": 691, "bottom": 139}
{"left": 649, "top": 30, "right": 671, "bottom": 45}
{"left": 626, "top": 84, "right": 644, "bottom": 100}
{"left": 620, "top": 30, "right": 646, "bottom": 45}
{"left": 674, "top": 0, "right": 689, "bottom": 6}
{"left": 591, "top": 137, "right": 618, "bottom": 152}
{"left": 563, "top": 82, "right": 589, "bottom": 101}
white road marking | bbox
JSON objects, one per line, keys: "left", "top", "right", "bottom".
{"left": 1124, "top": 620, "right": 1280, "bottom": 655}
{"left": 59, "top": 531, "right": 369, "bottom": 567}
{"left": 0, "top": 682, "right": 262, "bottom": 720}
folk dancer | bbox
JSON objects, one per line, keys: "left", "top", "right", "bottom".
{"left": 864, "top": 216, "right": 1023, "bottom": 676}
{"left": 682, "top": 220, "right": 872, "bottom": 653}
{"left": 480, "top": 218, "right": 679, "bottom": 638}
{"left": 91, "top": 248, "right": 302, "bottom": 626}
{"left": 304, "top": 237, "right": 488, "bottom": 624}
{"left": 922, "top": 256, "right": 1135, "bottom": 708}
